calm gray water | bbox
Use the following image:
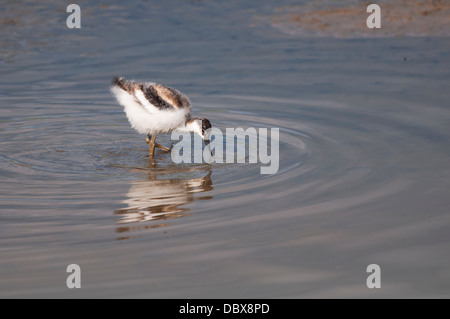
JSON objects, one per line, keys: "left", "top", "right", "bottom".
{"left": 1, "top": 0, "right": 449, "bottom": 298}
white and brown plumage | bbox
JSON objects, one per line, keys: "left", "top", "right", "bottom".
{"left": 110, "top": 76, "right": 211, "bottom": 157}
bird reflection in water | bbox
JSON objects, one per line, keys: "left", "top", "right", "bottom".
{"left": 114, "top": 164, "right": 213, "bottom": 240}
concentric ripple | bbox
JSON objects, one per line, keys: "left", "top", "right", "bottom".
{"left": 1, "top": 0, "right": 449, "bottom": 298}
{"left": 1, "top": 90, "right": 442, "bottom": 236}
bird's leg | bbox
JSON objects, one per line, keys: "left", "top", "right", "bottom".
{"left": 146, "top": 134, "right": 157, "bottom": 157}
{"left": 155, "top": 142, "right": 171, "bottom": 152}
{"left": 150, "top": 134, "right": 157, "bottom": 157}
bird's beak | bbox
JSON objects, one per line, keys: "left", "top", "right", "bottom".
{"left": 204, "top": 139, "right": 213, "bottom": 159}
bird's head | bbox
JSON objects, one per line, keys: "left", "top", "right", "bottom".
{"left": 186, "top": 117, "right": 212, "bottom": 144}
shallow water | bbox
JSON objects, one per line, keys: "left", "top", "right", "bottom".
{"left": 1, "top": 0, "right": 450, "bottom": 298}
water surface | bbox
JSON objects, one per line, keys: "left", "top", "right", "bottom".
{"left": 1, "top": 0, "right": 450, "bottom": 298}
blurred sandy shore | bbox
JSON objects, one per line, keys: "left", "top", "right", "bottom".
{"left": 266, "top": 0, "right": 449, "bottom": 38}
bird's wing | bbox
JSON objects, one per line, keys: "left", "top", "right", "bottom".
{"left": 153, "top": 84, "right": 191, "bottom": 109}
{"left": 134, "top": 88, "right": 162, "bottom": 114}
{"left": 136, "top": 84, "right": 191, "bottom": 113}
{"left": 110, "top": 77, "right": 157, "bottom": 113}
{"left": 113, "top": 78, "right": 190, "bottom": 114}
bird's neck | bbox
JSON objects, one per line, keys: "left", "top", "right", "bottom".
{"left": 179, "top": 119, "right": 202, "bottom": 136}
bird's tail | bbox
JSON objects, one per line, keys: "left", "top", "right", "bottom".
{"left": 111, "top": 76, "right": 136, "bottom": 94}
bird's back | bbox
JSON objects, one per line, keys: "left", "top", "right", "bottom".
{"left": 149, "top": 83, "right": 191, "bottom": 110}
{"left": 111, "top": 77, "right": 190, "bottom": 111}
{"left": 111, "top": 77, "right": 191, "bottom": 134}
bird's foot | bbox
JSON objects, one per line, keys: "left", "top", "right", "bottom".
{"left": 155, "top": 143, "right": 172, "bottom": 152}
